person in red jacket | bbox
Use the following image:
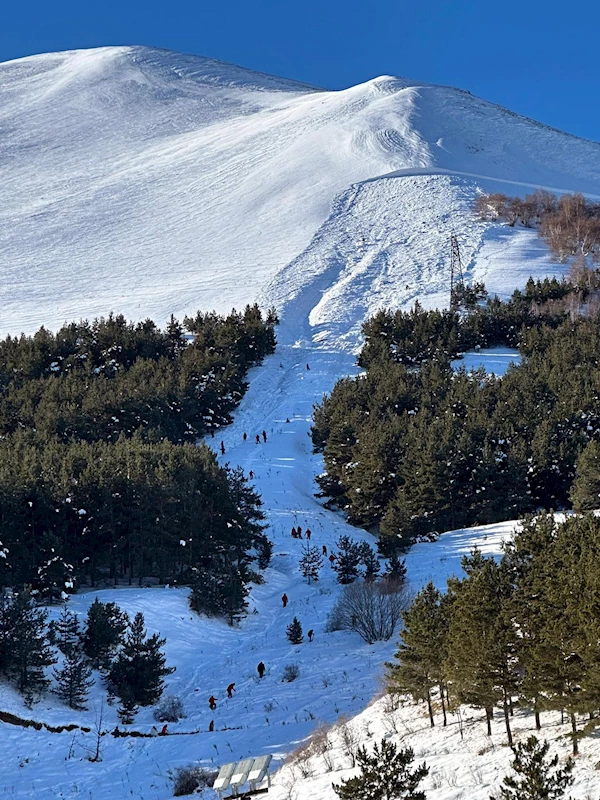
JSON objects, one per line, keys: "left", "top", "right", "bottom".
{"left": 160, "top": 724, "right": 168, "bottom": 735}
{"left": 227, "top": 683, "right": 235, "bottom": 698}
{"left": 209, "top": 695, "right": 217, "bottom": 710}
{"left": 281, "top": 593, "right": 288, "bottom": 608}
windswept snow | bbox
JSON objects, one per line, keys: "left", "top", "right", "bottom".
{"left": 1, "top": 46, "right": 600, "bottom": 345}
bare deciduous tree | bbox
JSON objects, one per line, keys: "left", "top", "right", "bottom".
{"left": 326, "top": 580, "right": 411, "bottom": 643}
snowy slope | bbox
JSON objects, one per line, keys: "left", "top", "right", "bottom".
{"left": 3, "top": 46, "right": 600, "bottom": 798}
{"left": 2, "top": 46, "right": 600, "bottom": 346}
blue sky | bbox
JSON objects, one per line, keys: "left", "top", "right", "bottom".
{"left": 3, "top": 0, "right": 599, "bottom": 142}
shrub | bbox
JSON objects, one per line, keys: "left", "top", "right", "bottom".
{"left": 154, "top": 695, "right": 186, "bottom": 723}
{"left": 282, "top": 663, "right": 300, "bottom": 682}
{"left": 171, "top": 765, "right": 217, "bottom": 797}
{"left": 326, "top": 580, "right": 411, "bottom": 643}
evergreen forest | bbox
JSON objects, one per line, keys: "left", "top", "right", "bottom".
{"left": 388, "top": 513, "right": 600, "bottom": 756}
{"left": 0, "top": 306, "right": 277, "bottom": 617}
{"left": 312, "top": 278, "right": 600, "bottom": 552}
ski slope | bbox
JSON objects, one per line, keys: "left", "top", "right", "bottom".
{"left": 2, "top": 46, "right": 600, "bottom": 347}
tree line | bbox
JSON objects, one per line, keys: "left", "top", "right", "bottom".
{"left": 388, "top": 513, "right": 600, "bottom": 756}
{"left": 0, "top": 306, "right": 276, "bottom": 619}
{"left": 312, "top": 284, "right": 600, "bottom": 553}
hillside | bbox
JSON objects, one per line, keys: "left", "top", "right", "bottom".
{"left": 2, "top": 46, "right": 600, "bottom": 347}
{"left": 2, "top": 46, "right": 600, "bottom": 799}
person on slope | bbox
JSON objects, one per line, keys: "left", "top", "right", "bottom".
{"left": 160, "top": 724, "right": 168, "bottom": 735}
{"left": 322, "top": 545, "right": 327, "bottom": 556}
{"left": 249, "top": 470, "right": 254, "bottom": 479}
{"left": 307, "top": 629, "right": 314, "bottom": 642}
{"left": 243, "top": 432, "right": 247, "bottom": 442}
{"left": 281, "top": 593, "right": 288, "bottom": 608}
{"left": 329, "top": 554, "right": 337, "bottom": 565}
{"left": 255, "top": 434, "right": 261, "bottom": 444}
{"left": 257, "top": 661, "right": 266, "bottom": 678}
{"left": 306, "top": 363, "right": 310, "bottom": 370}
{"left": 227, "top": 683, "right": 236, "bottom": 698}
{"left": 262, "top": 430, "right": 267, "bottom": 442}
{"left": 209, "top": 720, "right": 215, "bottom": 732}
{"left": 305, "top": 529, "right": 311, "bottom": 540}
{"left": 220, "top": 441, "right": 225, "bottom": 455}
{"left": 209, "top": 695, "right": 217, "bottom": 710}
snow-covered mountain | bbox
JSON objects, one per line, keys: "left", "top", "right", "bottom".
{"left": 2, "top": 45, "right": 600, "bottom": 347}
{"left": 3, "top": 46, "right": 600, "bottom": 800}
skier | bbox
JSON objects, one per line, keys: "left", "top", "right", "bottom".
{"left": 209, "top": 720, "right": 215, "bottom": 732}
{"left": 297, "top": 526, "right": 302, "bottom": 537}
{"left": 243, "top": 432, "right": 247, "bottom": 442}
{"left": 307, "top": 629, "right": 314, "bottom": 642}
{"left": 322, "top": 545, "right": 327, "bottom": 556}
{"left": 281, "top": 593, "right": 288, "bottom": 608}
{"left": 255, "top": 434, "right": 261, "bottom": 444}
{"left": 160, "top": 724, "right": 168, "bottom": 735}
{"left": 227, "top": 683, "right": 236, "bottom": 698}
{"left": 220, "top": 441, "right": 225, "bottom": 455}
{"left": 262, "top": 430, "right": 267, "bottom": 442}
{"left": 306, "top": 529, "right": 311, "bottom": 540}
{"left": 209, "top": 695, "right": 217, "bottom": 711}
{"left": 306, "top": 363, "right": 310, "bottom": 370}
{"left": 257, "top": 661, "right": 266, "bottom": 678}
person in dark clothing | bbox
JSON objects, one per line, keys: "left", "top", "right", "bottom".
{"left": 291, "top": 526, "right": 297, "bottom": 538}
{"left": 305, "top": 529, "right": 311, "bottom": 540}
{"left": 209, "top": 695, "right": 217, "bottom": 710}
{"left": 306, "top": 363, "right": 310, "bottom": 370}
{"left": 281, "top": 593, "right": 288, "bottom": 608}
{"left": 256, "top": 434, "right": 261, "bottom": 444}
{"left": 243, "top": 432, "right": 247, "bottom": 441}
{"left": 322, "top": 545, "right": 327, "bottom": 556}
{"left": 297, "top": 526, "right": 302, "bottom": 536}
{"left": 227, "top": 683, "right": 235, "bottom": 698}
{"left": 257, "top": 661, "right": 266, "bottom": 678}
{"left": 220, "top": 441, "right": 225, "bottom": 455}
{"left": 249, "top": 470, "right": 254, "bottom": 479}
{"left": 286, "top": 418, "right": 290, "bottom": 423}
{"left": 209, "top": 720, "right": 215, "bottom": 732}
{"left": 262, "top": 430, "right": 267, "bottom": 442}
{"left": 307, "top": 629, "right": 314, "bottom": 642}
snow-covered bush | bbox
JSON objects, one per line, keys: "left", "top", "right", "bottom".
{"left": 154, "top": 694, "right": 186, "bottom": 722}
{"left": 282, "top": 663, "right": 300, "bottom": 682}
{"left": 170, "top": 765, "right": 216, "bottom": 796}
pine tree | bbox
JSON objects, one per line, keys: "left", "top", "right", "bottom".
{"left": 383, "top": 554, "right": 407, "bottom": 587}
{"left": 358, "top": 542, "right": 380, "bottom": 583}
{"left": 0, "top": 591, "right": 55, "bottom": 703}
{"left": 333, "top": 536, "right": 361, "bottom": 584}
{"left": 109, "top": 612, "right": 174, "bottom": 706}
{"left": 445, "top": 552, "right": 518, "bottom": 743}
{"left": 570, "top": 439, "right": 600, "bottom": 511}
{"left": 286, "top": 617, "right": 303, "bottom": 645}
{"left": 117, "top": 692, "right": 139, "bottom": 725}
{"left": 53, "top": 647, "right": 94, "bottom": 710}
{"left": 493, "top": 736, "right": 574, "bottom": 800}
{"left": 387, "top": 582, "right": 448, "bottom": 727}
{"left": 299, "top": 544, "right": 323, "bottom": 583}
{"left": 332, "top": 740, "right": 428, "bottom": 800}
{"left": 53, "top": 606, "right": 81, "bottom": 656}
{"left": 189, "top": 567, "right": 248, "bottom": 625}
{"left": 82, "top": 599, "right": 128, "bottom": 670}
